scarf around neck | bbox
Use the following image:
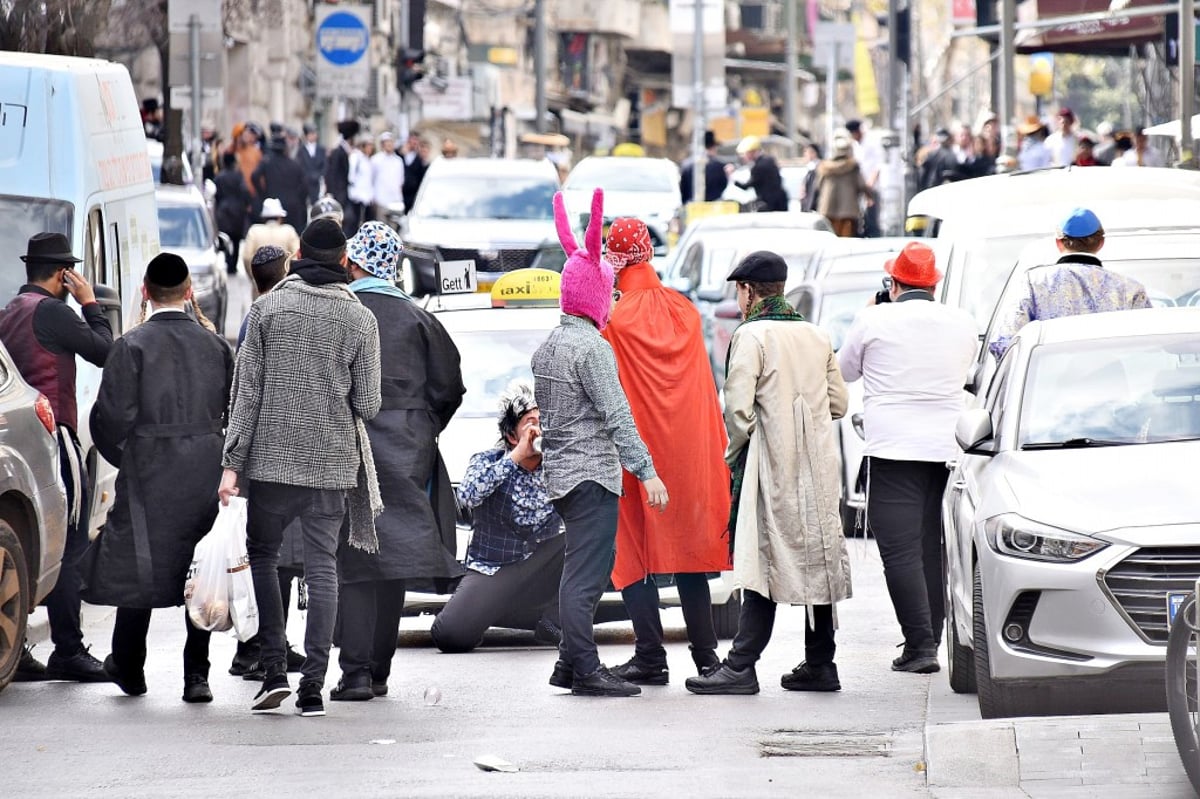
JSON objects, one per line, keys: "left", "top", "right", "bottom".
{"left": 350, "top": 275, "right": 412, "bottom": 301}
{"left": 725, "top": 293, "right": 806, "bottom": 553}
{"left": 290, "top": 257, "right": 350, "bottom": 286}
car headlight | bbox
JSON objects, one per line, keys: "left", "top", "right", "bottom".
{"left": 984, "top": 513, "right": 1107, "bottom": 562}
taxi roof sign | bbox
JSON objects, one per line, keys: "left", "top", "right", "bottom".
{"left": 491, "top": 268, "right": 561, "bottom": 308}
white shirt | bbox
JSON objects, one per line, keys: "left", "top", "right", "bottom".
{"left": 851, "top": 137, "right": 883, "bottom": 185}
{"left": 838, "top": 294, "right": 978, "bottom": 462}
{"left": 348, "top": 149, "right": 374, "bottom": 205}
{"left": 1118, "top": 147, "right": 1164, "bottom": 167}
{"left": 1045, "top": 130, "right": 1077, "bottom": 167}
{"left": 1018, "top": 139, "right": 1052, "bottom": 171}
{"left": 371, "top": 151, "right": 405, "bottom": 207}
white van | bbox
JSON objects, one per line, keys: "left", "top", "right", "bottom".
{"left": 0, "top": 52, "right": 160, "bottom": 533}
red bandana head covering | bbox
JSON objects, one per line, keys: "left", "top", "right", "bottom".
{"left": 604, "top": 217, "right": 653, "bottom": 270}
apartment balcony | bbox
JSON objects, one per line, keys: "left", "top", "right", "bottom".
{"left": 552, "top": 0, "right": 641, "bottom": 40}
{"left": 627, "top": 0, "right": 671, "bottom": 55}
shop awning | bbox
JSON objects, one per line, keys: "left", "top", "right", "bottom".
{"left": 1014, "top": 0, "right": 1166, "bottom": 54}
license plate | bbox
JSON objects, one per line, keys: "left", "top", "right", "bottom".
{"left": 1168, "top": 592, "right": 1189, "bottom": 628}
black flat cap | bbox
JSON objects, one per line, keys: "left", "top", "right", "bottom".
{"left": 727, "top": 251, "right": 788, "bottom": 283}
{"left": 145, "top": 252, "right": 190, "bottom": 287}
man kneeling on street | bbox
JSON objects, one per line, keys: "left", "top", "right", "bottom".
{"left": 431, "top": 382, "right": 564, "bottom": 653}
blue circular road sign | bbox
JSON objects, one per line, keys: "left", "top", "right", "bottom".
{"left": 317, "top": 11, "right": 369, "bottom": 67}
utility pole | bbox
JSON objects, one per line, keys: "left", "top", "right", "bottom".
{"left": 692, "top": 0, "right": 706, "bottom": 205}
{"left": 998, "top": 0, "right": 1016, "bottom": 152}
{"left": 784, "top": 0, "right": 798, "bottom": 142}
{"left": 887, "top": 0, "right": 900, "bottom": 138}
{"left": 1181, "top": 0, "right": 1195, "bottom": 165}
{"left": 535, "top": 0, "right": 547, "bottom": 133}
{"left": 188, "top": 14, "right": 203, "bottom": 179}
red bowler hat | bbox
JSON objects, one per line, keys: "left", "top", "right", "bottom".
{"left": 885, "top": 242, "right": 942, "bottom": 289}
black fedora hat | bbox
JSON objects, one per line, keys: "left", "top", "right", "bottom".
{"left": 21, "top": 232, "right": 81, "bottom": 265}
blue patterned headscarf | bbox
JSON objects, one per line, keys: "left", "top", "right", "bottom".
{"left": 346, "top": 221, "right": 402, "bottom": 281}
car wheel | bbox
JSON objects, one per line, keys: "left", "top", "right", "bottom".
{"left": 946, "top": 590, "right": 977, "bottom": 695}
{"left": 973, "top": 563, "right": 1035, "bottom": 718}
{"left": 713, "top": 591, "right": 741, "bottom": 639}
{"left": 0, "top": 521, "right": 30, "bottom": 694}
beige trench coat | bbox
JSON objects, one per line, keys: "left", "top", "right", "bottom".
{"left": 723, "top": 318, "right": 852, "bottom": 605}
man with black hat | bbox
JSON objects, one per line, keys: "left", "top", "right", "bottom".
{"left": 219, "top": 217, "right": 382, "bottom": 718}
{"left": 295, "top": 123, "right": 326, "bottom": 205}
{"left": 252, "top": 132, "right": 310, "bottom": 226}
{"left": 686, "top": 251, "right": 851, "bottom": 696}
{"left": 0, "top": 233, "right": 114, "bottom": 683}
{"left": 81, "top": 253, "right": 233, "bottom": 703}
{"left": 679, "top": 131, "right": 728, "bottom": 205}
{"left": 838, "top": 243, "right": 975, "bottom": 675}
{"left": 325, "top": 120, "right": 361, "bottom": 235}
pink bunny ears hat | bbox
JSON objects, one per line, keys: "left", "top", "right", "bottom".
{"left": 554, "top": 188, "right": 615, "bottom": 330}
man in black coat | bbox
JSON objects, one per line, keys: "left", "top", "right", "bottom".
{"left": 324, "top": 119, "right": 359, "bottom": 233}
{"left": 213, "top": 152, "right": 252, "bottom": 274}
{"left": 331, "top": 222, "right": 466, "bottom": 701}
{"left": 81, "top": 253, "right": 234, "bottom": 702}
{"left": 731, "top": 136, "right": 789, "bottom": 212}
{"left": 401, "top": 137, "right": 432, "bottom": 214}
{"left": 679, "top": 131, "right": 729, "bottom": 204}
{"left": 253, "top": 136, "right": 310, "bottom": 228}
{"left": 294, "top": 123, "right": 326, "bottom": 205}
{"left": 919, "top": 129, "right": 961, "bottom": 192}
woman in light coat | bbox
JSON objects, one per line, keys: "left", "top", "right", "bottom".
{"left": 686, "top": 251, "right": 851, "bottom": 696}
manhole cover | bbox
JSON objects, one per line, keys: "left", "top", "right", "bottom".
{"left": 759, "top": 730, "right": 893, "bottom": 758}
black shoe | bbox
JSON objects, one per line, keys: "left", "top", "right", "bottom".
{"left": 532, "top": 617, "right": 562, "bottom": 646}
{"left": 47, "top": 647, "right": 112, "bottom": 683}
{"left": 891, "top": 647, "right": 940, "bottom": 674}
{"left": 182, "top": 674, "right": 213, "bottom": 703}
{"left": 250, "top": 673, "right": 291, "bottom": 713}
{"left": 571, "top": 665, "right": 641, "bottom": 697}
{"left": 330, "top": 672, "right": 374, "bottom": 702}
{"left": 684, "top": 662, "right": 759, "bottom": 695}
{"left": 296, "top": 684, "right": 326, "bottom": 717}
{"left": 781, "top": 661, "right": 841, "bottom": 692}
{"left": 14, "top": 645, "right": 49, "bottom": 682}
{"left": 102, "top": 655, "right": 147, "bottom": 696}
{"left": 241, "top": 661, "right": 266, "bottom": 682}
{"left": 610, "top": 657, "right": 669, "bottom": 686}
{"left": 548, "top": 659, "right": 574, "bottom": 689}
{"left": 229, "top": 650, "right": 259, "bottom": 677}
{"left": 371, "top": 681, "right": 389, "bottom": 697}
{"left": 697, "top": 662, "right": 722, "bottom": 678}
{"left": 285, "top": 645, "right": 305, "bottom": 673}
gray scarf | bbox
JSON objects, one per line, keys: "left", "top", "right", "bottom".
{"left": 347, "top": 416, "right": 383, "bottom": 552}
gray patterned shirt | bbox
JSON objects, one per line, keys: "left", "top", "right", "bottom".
{"left": 532, "top": 314, "right": 656, "bottom": 500}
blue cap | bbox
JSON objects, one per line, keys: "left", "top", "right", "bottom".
{"left": 1059, "top": 208, "right": 1102, "bottom": 238}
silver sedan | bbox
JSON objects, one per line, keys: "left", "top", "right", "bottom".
{"left": 944, "top": 307, "right": 1200, "bottom": 718}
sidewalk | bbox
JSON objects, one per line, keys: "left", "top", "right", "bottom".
{"left": 923, "top": 666, "right": 1195, "bottom": 798}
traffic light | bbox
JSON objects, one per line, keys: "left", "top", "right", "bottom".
{"left": 1165, "top": 13, "right": 1179, "bottom": 67}
{"left": 399, "top": 48, "right": 426, "bottom": 90}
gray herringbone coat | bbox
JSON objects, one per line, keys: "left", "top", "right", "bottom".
{"left": 223, "top": 274, "right": 382, "bottom": 489}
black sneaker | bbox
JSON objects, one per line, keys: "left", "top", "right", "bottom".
{"left": 371, "top": 681, "right": 389, "bottom": 697}
{"left": 46, "top": 646, "right": 112, "bottom": 683}
{"left": 228, "top": 647, "right": 259, "bottom": 677}
{"left": 14, "top": 645, "right": 49, "bottom": 682}
{"left": 285, "top": 645, "right": 305, "bottom": 673}
{"left": 571, "top": 665, "right": 641, "bottom": 697}
{"left": 241, "top": 662, "right": 266, "bottom": 682}
{"left": 330, "top": 672, "right": 374, "bottom": 702}
{"left": 610, "top": 657, "right": 669, "bottom": 686}
{"left": 684, "top": 662, "right": 759, "bottom": 695}
{"left": 250, "top": 673, "right": 291, "bottom": 713}
{"left": 532, "top": 617, "right": 562, "bottom": 646}
{"left": 781, "top": 661, "right": 841, "bottom": 692}
{"left": 103, "top": 654, "right": 147, "bottom": 696}
{"left": 182, "top": 674, "right": 213, "bottom": 703}
{"left": 295, "top": 684, "right": 326, "bottom": 717}
{"left": 548, "top": 659, "right": 573, "bottom": 689}
{"left": 891, "top": 647, "right": 940, "bottom": 674}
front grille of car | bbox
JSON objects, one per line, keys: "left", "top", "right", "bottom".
{"left": 1102, "top": 547, "right": 1200, "bottom": 644}
{"left": 437, "top": 248, "right": 539, "bottom": 273}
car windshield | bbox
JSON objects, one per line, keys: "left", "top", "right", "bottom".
{"left": 415, "top": 176, "right": 557, "bottom": 220}
{"left": 450, "top": 328, "right": 549, "bottom": 416}
{"left": 157, "top": 204, "right": 211, "bottom": 250}
{"left": 955, "top": 234, "right": 1039, "bottom": 332}
{"left": 0, "top": 196, "right": 74, "bottom": 306}
{"left": 1020, "top": 333, "right": 1200, "bottom": 447}
{"left": 565, "top": 160, "right": 677, "bottom": 193}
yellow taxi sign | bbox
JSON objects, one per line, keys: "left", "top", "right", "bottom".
{"left": 491, "top": 268, "right": 562, "bottom": 308}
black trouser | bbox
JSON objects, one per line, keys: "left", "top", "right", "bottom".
{"left": 866, "top": 457, "right": 948, "bottom": 652}
{"left": 224, "top": 234, "right": 242, "bottom": 273}
{"left": 44, "top": 429, "right": 87, "bottom": 656}
{"left": 112, "top": 607, "right": 211, "bottom": 677}
{"left": 431, "top": 533, "right": 565, "bottom": 653}
{"left": 726, "top": 590, "right": 835, "bottom": 670}
{"left": 235, "top": 567, "right": 303, "bottom": 661}
{"left": 552, "top": 481, "right": 618, "bottom": 676}
{"left": 246, "top": 481, "right": 346, "bottom": 689}
{"left": 622, "top": 572, "right": 718, "bottom": 669}
{"left": 337, "top": 579, "right": 406, "bottom": 683}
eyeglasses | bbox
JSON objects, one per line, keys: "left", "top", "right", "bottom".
{"left": 612, "top": 289, "right": 622, "bottom": 303}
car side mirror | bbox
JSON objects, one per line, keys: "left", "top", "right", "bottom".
{"left": 217, "top": 232, "right": 234, "bottom": 258}
{"left": 955, "top": 408, "right": 997, "bottom": 455}
{"left": 93, "top": 284, "right": 123, "bottom": 334}
{"left": 964, "top": 362, "right": 982, "bottom": 394}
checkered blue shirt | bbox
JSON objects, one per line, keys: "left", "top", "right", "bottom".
{"left": 457, "top": 448, "right": 561, "bottom": 575}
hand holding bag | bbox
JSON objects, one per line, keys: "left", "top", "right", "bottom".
{"left": 184, "top": 498, "right": 259, "bottom": 641}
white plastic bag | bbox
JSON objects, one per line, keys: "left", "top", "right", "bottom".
{"left": 184, "top": 498, "right": 259, "bottom": 641}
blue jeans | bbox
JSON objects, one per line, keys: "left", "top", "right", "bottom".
{"left": 246, "top": 481, "right": 346, "bottom": 689}
{"left": 552, "top": 481, "right": 618, "bottom": 676}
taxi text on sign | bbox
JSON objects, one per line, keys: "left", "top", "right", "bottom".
{"left": 316, "top": 5, "right": 371, "bottom": 101}
{"left": 438, "top": 260, "right": 478, "bottom": 295}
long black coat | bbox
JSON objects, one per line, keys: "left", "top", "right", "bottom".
{"left": 80, "top": 313, "right": 234, "bottom": 608}
{"left": 252, "top": 149, "right": 309, "bottom": 226}
{"left": 737, "top": 154, "right": 789, "bottom": 212}
{"left": 214, "top": 169, "right": 252, "bottom": 238}
{"left": 338, "top": 290, "right": 466, "bottom": 585}
{"left": 294, "top": 142, "right": 326, "bottom": 204}
{"left": 324, "top": 142, "right": 351, "bottom": 206}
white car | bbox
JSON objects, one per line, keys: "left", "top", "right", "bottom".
{"left": 944, "top": 307, "right": 1200, "bottom": 719}
{"left": 403, "top": 273, "right": 741, "bottom": 636}
{"left": 560, "top": 156, "right": 681, "bottom": 264}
